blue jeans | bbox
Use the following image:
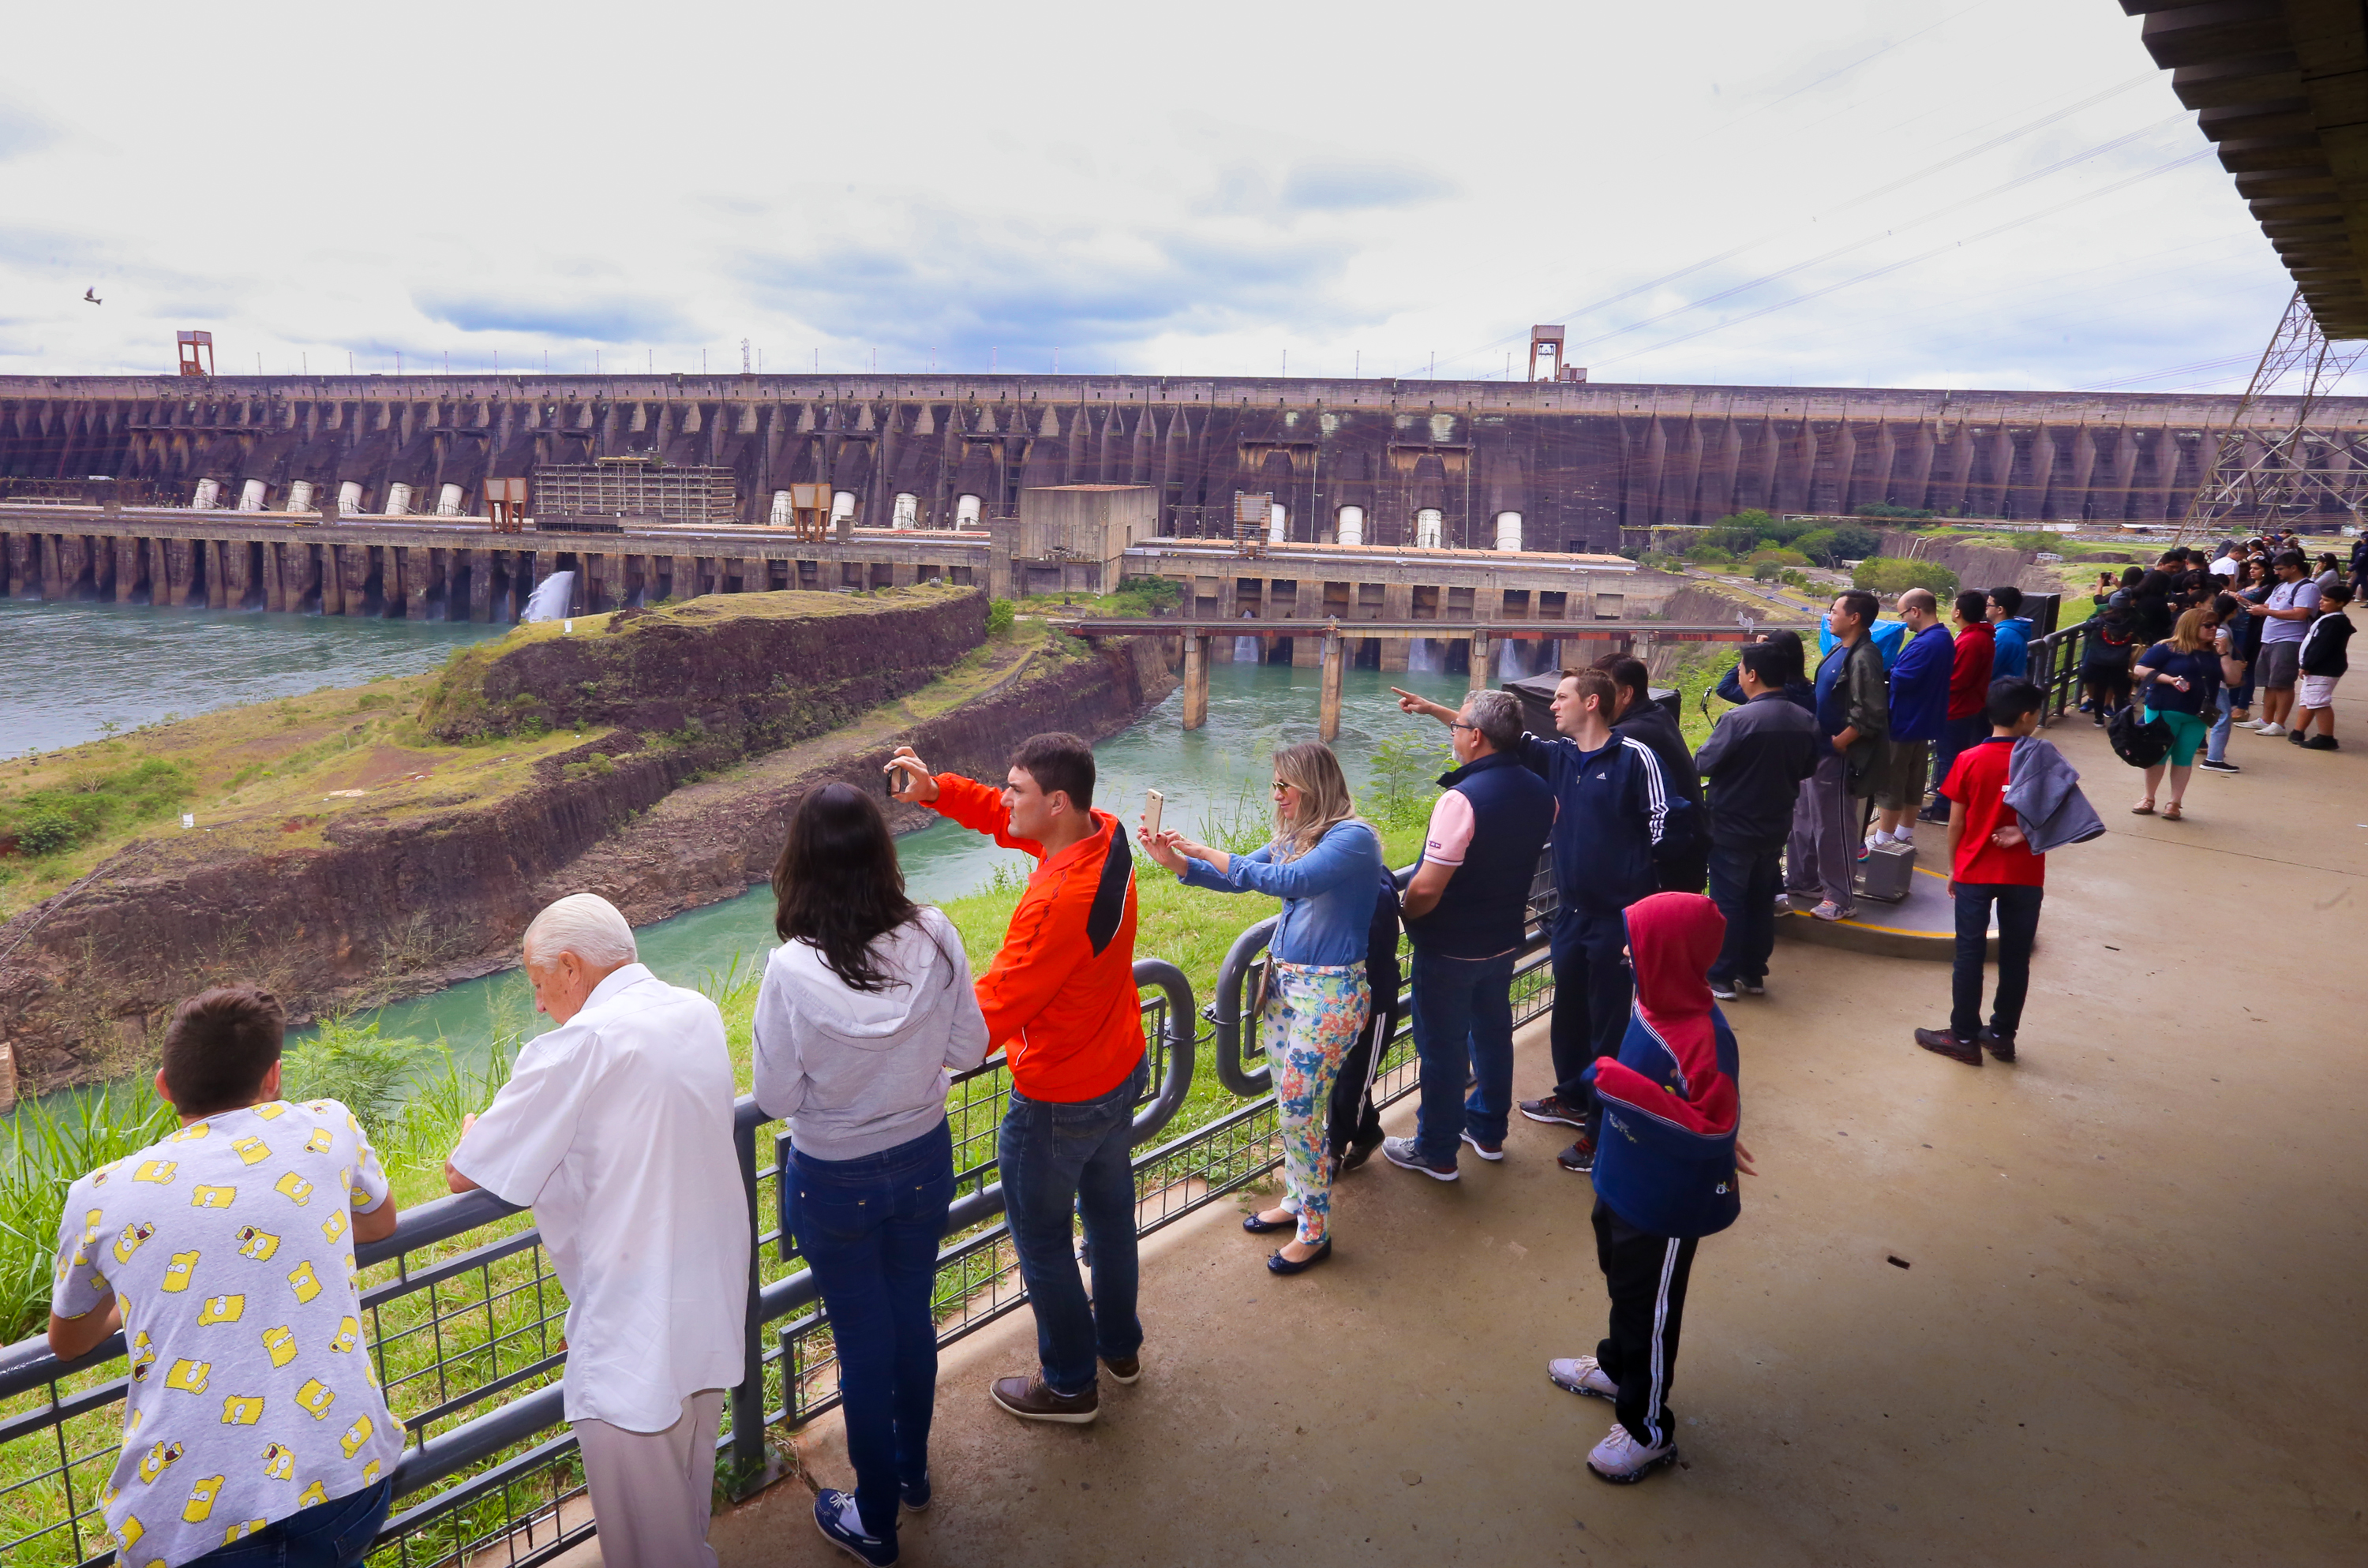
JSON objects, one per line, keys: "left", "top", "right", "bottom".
{"left": 1951, "top": 882, "right": 2044, "bottom": 1041}
{"left": 1408, "top": 946, "right": 1517, "bottom": 1166}
{"left": 2208, "top": 686, "right": 2234, "bottom": 763}
{"left": 999, "top": 1059, "right": 1147, "bottom": 1396}
{"left": 786, "top": 1121, "right": 956, "bottom": 1540}
{"left": 183, "top": 1476, "right": 393, "bottom": 1567}
{"left": 1706, "top": 841, "right": 1783, "bottom": 986}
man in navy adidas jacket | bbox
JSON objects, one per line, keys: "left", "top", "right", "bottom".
{"left": 1515, "top": 668, "right": 1684, "bottom": 1173}
{"left": 1396, "top": 667, "right": 1683, "bottom": 1172}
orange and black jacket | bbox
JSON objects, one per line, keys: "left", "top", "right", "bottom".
{"left": 927, "top": 774, "right": 1145, "bottom": 1103}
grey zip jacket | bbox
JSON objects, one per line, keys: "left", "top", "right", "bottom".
{"left": 752, "top": 906, "right": 990, "bottom": 1160}
{"left": 2003, "top": 736, "right": 2106, "bottom": 855}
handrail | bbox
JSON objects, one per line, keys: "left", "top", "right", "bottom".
{"left": 0, "top": 958, "right": 1201, "bottom": 1561}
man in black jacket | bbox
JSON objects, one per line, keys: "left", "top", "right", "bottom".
{"left": 1596, "top": 654, "right": 1708, "bottom": 895}
{"left": 1693, "top": 643, "right": 1823, "bottom": 999}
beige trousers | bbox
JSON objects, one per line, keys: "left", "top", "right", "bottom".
{"left": 574, "top": 1388, "right": 725, "bottom": 1568}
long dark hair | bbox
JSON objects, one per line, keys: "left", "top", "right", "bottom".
{"left": 1761, "top": 628, "right": 1806, "bottom": 687}
{"left": 773, "top": 782, "right": 923, "bottom": 993}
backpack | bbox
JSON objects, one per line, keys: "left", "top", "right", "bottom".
{"left": 2104, "top": 703, "right": 2171, "bottom": 769}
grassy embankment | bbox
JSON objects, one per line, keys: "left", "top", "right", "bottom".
{"left": 0, "top": 586, "right": 988, "bottom": 928}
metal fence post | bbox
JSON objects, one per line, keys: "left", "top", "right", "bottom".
{"left": 726, "top": 1106, "right": 783, "bottom": 1499}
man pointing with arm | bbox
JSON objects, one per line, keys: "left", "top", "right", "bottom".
{"left": 886, "top": 732, "right": 1146, "bottom": 1427}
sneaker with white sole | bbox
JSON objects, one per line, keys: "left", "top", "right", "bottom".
{"left": 1587, "top": 1422, "right": 1677, "bottom": 1484}
{"left": 1708, "top": 977, "right": 1737, "bottom": 1001}
{"left": 1737, "top": 978, "right": 1767, "bottom": 996}
{"left": 1810, "top": 900, "right": 1850, "bottom": 922}
{"left": 2235, "top": 718, "right": 2266, "bottom": 731}
{"left": 1548, "top": 1355, "right": 1618, "bottom": 1401}
{"left": 2198, "top": 758, "right": 2241, "bottom": 774}
{"left": 1381, "top": 1136, "right": 1459, "bottom": 1181}
{"left": 2256, "top": 723, "right": 2287, "bottom": 736}
{"left": 1459, "top": 1128, "right": 1504, "bottom": 1162}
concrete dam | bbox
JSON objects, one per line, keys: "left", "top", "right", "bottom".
{"left": 8, "top": 373, "right": 2368, "bottom": 549}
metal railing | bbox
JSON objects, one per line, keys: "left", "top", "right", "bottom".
{"left": 2028, "top": 617, "right": 2095, "bottom": 724}
{"left": 2, "top": 889, "right": 1561, "bottom": 1567}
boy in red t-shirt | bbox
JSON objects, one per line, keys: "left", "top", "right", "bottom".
{"left": 1915, "top": 677, "right": 2046, "bottom": 1065}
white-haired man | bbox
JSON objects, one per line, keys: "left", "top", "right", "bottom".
{"left": 446, "top": 893, "right": 750, "bottom": 1568}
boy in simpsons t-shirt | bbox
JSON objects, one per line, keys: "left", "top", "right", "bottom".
{"left": 49, "top": 986, "right": 403, "bottom": 1568}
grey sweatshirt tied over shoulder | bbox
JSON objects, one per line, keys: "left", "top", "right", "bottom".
{"left": 751, "top": 906, "right": 990, "bottom": 1161}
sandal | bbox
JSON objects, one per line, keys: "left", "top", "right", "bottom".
{"left": 2162, "top": 802, "right": 2183, "bottom": 821}
{"left": 2130, "top": 799, "right": 2156, "bottom": 815}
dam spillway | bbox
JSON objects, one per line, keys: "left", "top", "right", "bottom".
{"left": 7, "top": 372, "right": 2368, "bottom": 551}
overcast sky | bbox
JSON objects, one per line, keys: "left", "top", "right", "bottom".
{"left": 0, "top": 0, "right": 2306, "bottom": 395}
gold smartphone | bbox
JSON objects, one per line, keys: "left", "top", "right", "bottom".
{"left": 1143, "top": 788, "right": 1164, "bottom": 837}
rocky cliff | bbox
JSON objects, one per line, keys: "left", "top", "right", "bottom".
{"left": 0, "top": 591, "right": 1173, "bottom": 1097}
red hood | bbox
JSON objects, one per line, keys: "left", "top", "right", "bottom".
{"left": 1624, "top": 892, "right": 1724, "bottom": 1027}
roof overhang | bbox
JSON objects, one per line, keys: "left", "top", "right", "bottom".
{"left": 2124, "top": 0, "right": 2368, "bottom": 338}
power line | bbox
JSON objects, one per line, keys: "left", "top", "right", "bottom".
{"left": 1596, "top": 148, "right": 2217, "bottom": 370}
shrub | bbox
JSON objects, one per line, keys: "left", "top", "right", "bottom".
{"left": 1851, "top": 557, "right": 1959, "bottom": 597}
{"left": 283, "top": 1016, "right": 437, "bottom": 1125}
{"left": 561, "top": 752, "right": 616, "bottom": 782}
{"left": 1795, "top": 524, "right": 1883, "bottom": 567}
{"left": 1370, "top": 730, "right": 1452, "bottom": 832}
{"left": 1111, "top": 576, "right": 1183, "bottom": 616}
{"left": 1684, "top": 543, "right": 1736, "bottom": 565}
{"left": 1747, "top": 548, "right": 1811, "bottom": 568}
{"left": 1854, "top": 501, "right": 1935, "bottom": 521}
{"left": 985, "top": 598, "right": 1017, "bottom": 638}
{"left": 0, "top": 758, "right": 196, "bottom": 858}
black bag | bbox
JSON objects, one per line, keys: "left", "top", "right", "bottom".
{"left": 2105, "top": 703, "right": 2171, "bottom": 769}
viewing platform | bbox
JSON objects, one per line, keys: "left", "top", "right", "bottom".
{"left": 680, "top": 692, "right": 2362, "bottom": 1566}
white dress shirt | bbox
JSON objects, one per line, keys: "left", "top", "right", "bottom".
{"left": 451, "top": 963, "right": 751, "bottom": 1432}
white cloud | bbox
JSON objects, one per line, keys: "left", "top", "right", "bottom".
{"left": 0, "top": 0, "right": 2302, "bottom": 393}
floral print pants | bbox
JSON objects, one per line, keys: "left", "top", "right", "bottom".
{"left": 1264, "top": 960, "right": 1371, "bottom": 1245}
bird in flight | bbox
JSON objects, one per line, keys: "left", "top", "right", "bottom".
{"left": 83, "top": 287, "right": 101, "bottom": 305}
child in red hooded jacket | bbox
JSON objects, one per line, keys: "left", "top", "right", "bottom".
{"left": 1549, "top": 892, "right": 1754, "bottom": 1484}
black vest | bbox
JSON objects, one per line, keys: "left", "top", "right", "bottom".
{"left": 1403, "top": 751, "right": 1556, "bottom": 959}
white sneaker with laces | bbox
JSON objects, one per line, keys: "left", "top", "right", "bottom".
{"left": 2256, "top": 723, "right": 2287, "bottom": 736}
{"left": 1587, "top": 1421, "right": 1677, "bottom": 1484}
{"left": 1708, "top": 978, "right": 1737, "bottom": 1001}
{"left": 1548, "top": 1355, "right": 1618, "bottom": 1401}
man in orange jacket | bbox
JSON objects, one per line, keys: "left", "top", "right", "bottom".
{"left": 887, "top": 732, "right": 1145, "bottom": 1427}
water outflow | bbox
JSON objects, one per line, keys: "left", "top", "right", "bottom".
{"left": 1234, "top": 612, "right": 1261, "bottom": 665}
{"left": 1405, "top": 638, "right": 1443, "bottom": 673}
{"left": 522, "top": 571, "right": 576, "bottom": 623}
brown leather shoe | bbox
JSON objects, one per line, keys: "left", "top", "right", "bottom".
{"left": 1978, "top": 1027, "right": 2016, "bottom": 1064}
{"left": 1099, "top": 1355, "right": 1141, "bottom": 1385}
{"left": 989, "top": 1374, "right": 1098, "bottom": 1424}
{"left": 1914, "top": 1028, "right": 1982, "bottom": 1065}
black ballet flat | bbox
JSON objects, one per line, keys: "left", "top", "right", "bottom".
{"left": 1266, "top": 1237, "right": 1332, "bottom": 1275}
{"left": 1242, "top": 1212, "right": 1293, "bottom": 1235}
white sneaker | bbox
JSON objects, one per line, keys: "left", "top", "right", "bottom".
{"left": 2235, "top": 719, "right": 2265, "bottom": 730}
{"left": 2256, "top": 723, "right": 2286, "bottom": 737}
{"left": 1548, "top": 1355, "right": 1618, "bottom": 1401}
{"left": 1587, "top": 1420, "right": 1677, "bottom": 1484}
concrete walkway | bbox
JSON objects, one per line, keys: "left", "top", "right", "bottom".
{"left": 657, "top": 698, "right": 2366, "bottom": 1567}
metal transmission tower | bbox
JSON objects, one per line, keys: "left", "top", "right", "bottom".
{"left": 2177, "top": 288, "right": 2367, "bottom": 544}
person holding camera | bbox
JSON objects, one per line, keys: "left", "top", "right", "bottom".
{"left": 1141, "top": 743, "right": 1382, "bottom": 1274}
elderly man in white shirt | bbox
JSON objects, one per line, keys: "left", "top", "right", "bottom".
{"left": 446, "top": 893, "right": 751, "bottom": 1568}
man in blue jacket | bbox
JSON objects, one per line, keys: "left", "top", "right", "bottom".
{"left": 1988, "top": 585, "right": 2033, "bottom": 679}
{"left": 1869, "top": 588, "right": 1952, "bottom": 848}
{"left": 1516, "top": 668, "right": 1684, "bottom": 1172}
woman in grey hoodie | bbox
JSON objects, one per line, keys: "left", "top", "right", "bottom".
{"left": 754, "top": 782, "right": 988, "bottom": 1567}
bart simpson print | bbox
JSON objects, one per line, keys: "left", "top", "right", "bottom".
{"left": 112, "top": 1222, "right": 155, "bottom": 1264}
{"left": 196, "top": 1292, "right": 245, "bottom": 1325}
{"left": 234, "top": 1226, "right": 279, "bottom": 1261}
{"left": 287, "top": 1260, "right": 321, "bottom": 1303}
{"left": 134, "top": 1439, "right": 185, "bottom": 1484}
{"left": 160, "top": 1250, "right": 199, "bottom": 1293}
{"left": 262, "top": 1323, "right": 298, "bottom": 1368}
{"left": 180, "top": 1473, "right": 223, "bottom": 1523}
{"left": 275, "top": 1171, "right": 313, "bottom": 1207}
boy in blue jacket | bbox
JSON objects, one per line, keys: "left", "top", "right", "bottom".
{"left": 1546, "top": 892, "right": 1751, "bottom": 1484}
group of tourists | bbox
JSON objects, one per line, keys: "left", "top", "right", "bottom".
{"left": 46, "top": 538, "right": 2351, "bottom": 1562}
{"left": 2085, "top": 538, "right": 2353, "bottom": 823}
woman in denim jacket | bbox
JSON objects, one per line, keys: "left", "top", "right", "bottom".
{"left": 1141, "top": 743, "right": 1382, "bottom": 1274}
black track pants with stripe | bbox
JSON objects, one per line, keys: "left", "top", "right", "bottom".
{"left": 1592, "top": 1197, "right": 1699, "bottom": 1450}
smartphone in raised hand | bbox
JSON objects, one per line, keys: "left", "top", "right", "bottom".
{"left": 1143, "top": 788, "right": 1164, "bottom": 838}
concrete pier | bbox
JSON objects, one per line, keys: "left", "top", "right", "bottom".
{"left": 1181, "top": 635, "right": 1209, "bottom": 731}
{"left": 1317, "top": 625, "right": 1345, "bottom": 742}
